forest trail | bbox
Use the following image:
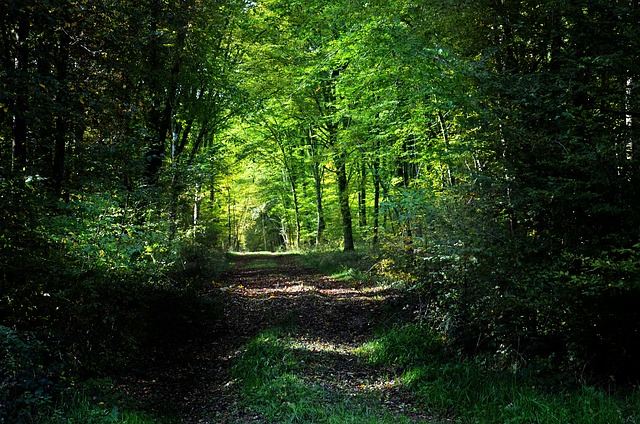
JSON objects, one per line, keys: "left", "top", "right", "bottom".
{"left": 116, "top": 253, "right": 429, "bottom": 423}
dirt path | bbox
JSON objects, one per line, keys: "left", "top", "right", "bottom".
{"left": 116, "top": 253, "right": 426, "bottom": 423}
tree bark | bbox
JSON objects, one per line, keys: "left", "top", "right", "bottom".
{"left": 289, "top": 176, "right": 301, "bottom": 249}
{"left": 372, "top": 151, "right": 381, "bottom": 246}
{"left": 12, "top": 15, "right": 29, "bottom": 173}
{"left": 322, "top": 66, "right": 354, "bottom": 251}
{"left": 53, "top": 24, "right": 70, "bottom": 197}
{"left": 358, "top": 160, "right": 366, "bottom": 227}
{"left": 336, "top": 150, "right": 354, "bottom": 251}
{"left": 309, "top": 128, "right": 325, "bottom": 246}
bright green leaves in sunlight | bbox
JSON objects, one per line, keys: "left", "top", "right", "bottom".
{"left": 224, "top": 0, "right": 640, "bottom": 388}
{"left": 224, "top": 0, "right": 472, "bottom": 251}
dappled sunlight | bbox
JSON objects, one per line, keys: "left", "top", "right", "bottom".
{"left": 231, "top": 250, "right": 299, "bottom": 255}
{"left": 201, "top": 252, "right": 431, "bottom": 422}
{"left": 221, "top": 274, "right": 398, "bottom": 304}
{"left": 246, "top": 331, "right": 413, "bottom": 418}
{"left": 290, "top": 334, "right": 360, "bottom": 355}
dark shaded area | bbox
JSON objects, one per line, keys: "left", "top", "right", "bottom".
{"left": 114, "top": 253, "right": 420, "bottom": 422}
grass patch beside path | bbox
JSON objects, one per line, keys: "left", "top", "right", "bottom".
{"left": 242, "top": 259, "right": 279, "bottom": 270}
{"left": 227, "top": 251, "right": 295, "bottom": 271}
{"left": 42, "top": 394, "right": 172, "bottom": 424}
{"left": 298, "top": 250, "right": 376, "bottom": 282}
{"left": 359, "top": 323, "right": 640, "bottom": 424}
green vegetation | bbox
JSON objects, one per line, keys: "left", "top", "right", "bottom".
{"left": 3, "top": 0, "right": 640, "bottom": 420}
{"left": 232, "top": 320, "right": 640, "bottom": 423}
{"left": 299, "top": 250, "right": 375, "bottom": 281}
{"left": 1, "top": 325, "right": 173, "bottom": 423}
{"left": 232, "top": 329, "right": 417, "bottom": 424}
{"left": 41, "top": 388, "right": 172, "bottom": 424}
{"left": 359, "top": 323, "right": 640, "bottom": 423}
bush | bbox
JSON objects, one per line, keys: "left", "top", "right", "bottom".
{"left": 0, "top": 326, "right": 65, "bottom": 423}
{"left": 300, "top": 249, "right": 375, "bottom": 278}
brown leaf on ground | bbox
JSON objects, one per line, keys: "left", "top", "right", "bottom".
{"left": 115, "top": 253, "right": 431, "bottom": 423}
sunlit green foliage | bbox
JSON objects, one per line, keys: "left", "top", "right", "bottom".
{"left": 2, "top": 0, "right": 640, "bottom": 419}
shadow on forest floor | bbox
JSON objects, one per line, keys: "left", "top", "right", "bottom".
{"left": 115, "top": 252, "right": 427, "bottom": 423}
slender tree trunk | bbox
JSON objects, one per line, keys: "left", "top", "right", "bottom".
{"left": 175, "top": 118, "right": 193, "bottom": 158}
{"left": 309, "top": 130, "right": 325, "bottom": 246}
{"left": 189, "top": 119, "right": 211, "bottom": 162}
{"left": 319, "top": 66, "right": 353, "bottom": 250}
{"left": 336, "top": 150, "right": 354, "bottom": 251}
{"left": 358, "top": 160, "right": 366, "bottom": 227}
{"left": 12, "top": 15, "right": 29, "bottom": 173}
{"left": 145, "top": 0, "right": 164, "bottom": 182}
{"left": 261, "top": 212, "right": 267, "bottom": 251}
{"left": 437, "top": 110, "right": 454, "bottom": 187}
{"left": 626, "top": 74, "right": 634, "bottom": 160}
{"left": 53, "top": 25, "right": 70, "bottom": 197}
{"left": 145, "top": 0, "right": 190, "bottom": 182}
{"left": 227, "top": 187, "right": 232, "bottom": 249}
{"left": 372, "top": 152, "right": 381, "bottom": 246}
{"left": 290, "top": 178, "right": 301, "bottom": 249}
{"left": 313, "top": 164, "right": 325, "bottom": 246}
{"left": 193, "top": 183, "right": 200, "bottom": 236}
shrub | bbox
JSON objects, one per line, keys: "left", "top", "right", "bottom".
{"left": 0, "top": 326, "right": 65, "bottom": 423}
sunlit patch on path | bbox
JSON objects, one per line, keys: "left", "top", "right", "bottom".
{"left": 116, "top": 252, "right": 425, "bottom": 423}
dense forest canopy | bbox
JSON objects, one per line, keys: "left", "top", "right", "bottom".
{"left": 2, "top": 0, "right": 640, "bottom": 410}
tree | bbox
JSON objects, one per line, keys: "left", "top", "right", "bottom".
{"left": 231, "top": 0, "right": 362, "bottom": 250}
{"left": 387, "top": 0, "right": 640, "bottom": 381}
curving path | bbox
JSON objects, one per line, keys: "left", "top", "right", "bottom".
{"left": 116, "top": 253, "right": 427, "bottom": 423}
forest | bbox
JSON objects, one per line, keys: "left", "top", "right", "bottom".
{"left": 2, "top": 0, "right": 640, "bottom": 422}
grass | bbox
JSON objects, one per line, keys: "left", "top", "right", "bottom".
{"left": 232, "top": 323, "right": 640, "bottom": 423}
{"left": 231, "top": 328, "right": 418, "bottom": 423}
{"left": 298, "top": 249, "right": 376, "bottom": 282}
{"left": 358, "top": 323, "right": 640, "bottom": 423}
{"left": 37, "top": 379, "right": 174, "bottom": 424}
{"left": 243, "top": 258, "right": 280, "bottom": 270}
{"left": 42, "top": 398, "right": 166, "bottom": 424}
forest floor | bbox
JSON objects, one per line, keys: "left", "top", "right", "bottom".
{"left": 114, "top": 252, "right": 435, "bottom": 423}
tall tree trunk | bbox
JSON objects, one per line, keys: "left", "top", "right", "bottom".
{"left": 193, "top": 183, "right": 200, "bottom": 236}
{"left": 188, "top": 118, "right": 211, "bottom": 163}
{"left": 12, "top": 15, "right": 29, "bottom": 173}
{"left": 309, "top": 129, "right": 325, "bottom": 246}
{"left": 437, "top": 110, "right": 454, "bottom": 187}
{"left": 323, "top": 66, "right": 353, "bottom": 251}
{"left": 289, "top": 177, "right": 301, "bottom": 249}
{"left": 372, "top": 151, "right": 381, "bottom": 246}
{"left": 626, "top": 73, "right": 634, "bottom": 161}
{"left": 145, "top": 0, "right": 164, "bottom": 182}
{"left": 336, "top": 150, "right": 354, "bottom": 251}
{"left": 227, "top": 186, "right": 232, "bottom": 249}
{"left": 358, "top": 160, "right": 366, "bottom": 227}
{"left": 53, "top": 24, "right": 70, "bottom": 197}
{"left": 145, "top": 0, "right": 190, "bottom": 182}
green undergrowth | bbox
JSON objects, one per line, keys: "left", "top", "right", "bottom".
{"left": 231, "top": 328, "right": 418, "bottom": 423}
{"left": 359, "top": 323, "right": 640, "bottom": 423}
{"left": 299, "top": 249, "right": 376, "bottom": 283}
{"left": 0, "top": 333, "right": 169, "bottom": 424}
{"left": 1, "top": 240, "right": 229, "bottom": 422}
{"left": 242, "top": 258, "right": 280, "bottom": 270}
{"left": 233, "top": 324, "right": 640, "bottom": 423}
{"left": 40, "top": 386, "right": 173, "bottom": 424}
